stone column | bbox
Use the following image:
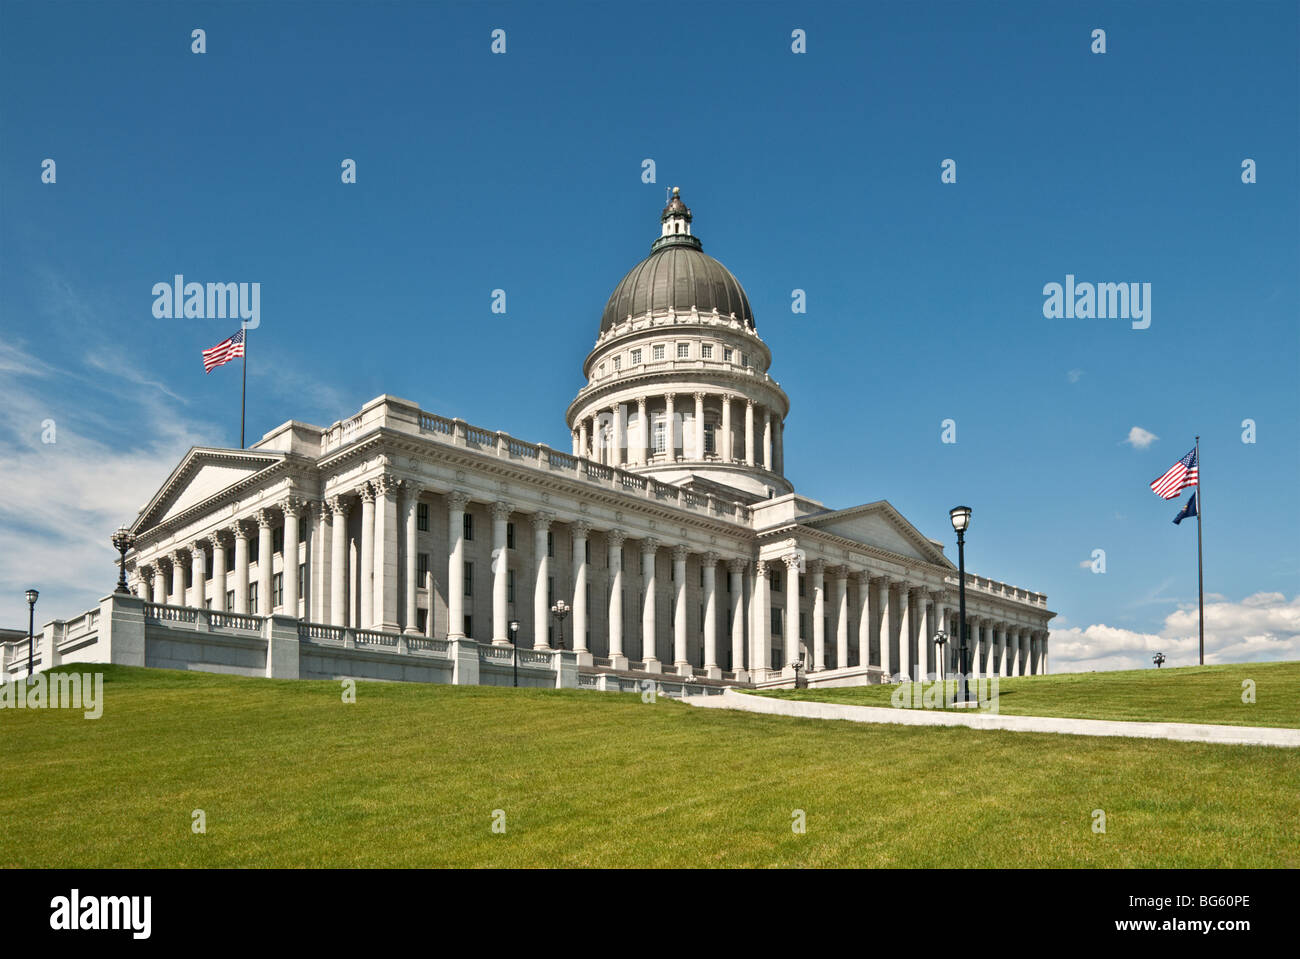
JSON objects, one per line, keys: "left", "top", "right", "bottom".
{"left": 209, "top": 534, "right": 226, "bottom": 612}
{"left": 169, "top": 551, "right": 184, "bottom": 605}
{"left": 930, "top": 592, "right": 946, "bottom": 679}
{"left": 491, "top": 502, "right": 511, "bottom": 645}
{"left": 282, "top": 498, "right": 301, "bottom": 617}
{"left": 1041, "top": 631, "right": 1050, "bottom": 674}
{"left": 728, "top": 558, "right": 746, "bottom": 678}
{"left": 328, "top": 497, "right": 350, "bottom": 627}
{"left": 784, "top": 552, "right": 801, "bottom": 669}
{"left": 233, "top": 523, "right": 250, "bottom": 614}
{"left": 762, "top": 409, "right": 773, "bottom": 471}
{"left": 357, "top": 486, "right": 375, "bottom": 627}
{"left": 694, "top": 392, "right": 706, "bottom": 459}
{"left": 402, "top": 485, "right": 422, "bottom": 633}
{"left": 834, "top": 566, "right": 849, "bottom": 670}
{"left": 447, "top": 491, "right": 469, "bottom": 639}
{"left": 152, "top": 562, "right": 167, "bottom": 607}
{"left": 664, "top": 393, "right": 676, "bottom": 459}
{"left": 672, "top": 544, "right": 690, "bottom": 675}
{"left": 136, "top": 565, "right": 152, "bottom": 602}
{"left": 702, "top": 552, "right": 719, "bottom": 678}
{"left": 895, "top": 583, "right": 911, "bottom": 682}
{"left": 856, "top": 571, "right": 872, "bottom": 669}
{"left": 532, "top": 512, "right": 553, "bottom": 649}
{"left": 608, "top": 529, "right": 625, "bottom": 665}
{"left": 991, "top": 623, "right": 1004, "bottom": 677}
{"left": 1020, "top": 630, "right": 1031, "bottom": 676}
{"left": 775, "top": 418, "right": 784, "bottom": 474}
{"left": 637, "top": 397, "right": 649, "bottom": 465}
{"left": 744, "top": 400, "right": 755, "bottom": 466}
{"left": 914, "top": 588, "right": 928, "bottom": 681}
{"left": 572, "top": 522, "right": 590, "bottom": 661}
{"left": 612, "top": 404, "right": 624, "bottom": 467}
{"left": 372, "top": 476, "right": 399, "bottom": 631}
{"left": 189, "top": 542, "right": 206, "bottom": 608}
{"left": 256, "top": 509, "right": 275, "bottom": 616}
{"left": 810, "top": 560, "right": 825, "bottom": 671}
{"left": 753, "top": 560, "right": 771, "bottom": 674}
{"left": 875, "top": 576, "right": 892, "bottom": 675}
{"left": 640, "top": 539, "right": 659, "bottom": 671}
{"left": 721, "top": 394, "right": 732, "bottom": 462}
{"left": 578, "top": 421, "right": 588, "bottom": 459}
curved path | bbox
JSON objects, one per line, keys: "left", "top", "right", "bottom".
{"left": 682, "top": 688, "right": 1300, "bottom": 748}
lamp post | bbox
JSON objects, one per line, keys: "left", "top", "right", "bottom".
{"left": 509, "top": 620, "right": 519, "bottom": 687}
{"left": 25, "top": 588, "right": 38, "bottom": 682}
{"left": 112, "top": 526, "right": 135, "bottom": 594}
{"left": 949, "top": 506, "right": 973, "bottom": 704}
{"left": 791, "top": 658, "right": 805, "bottom": 689}
{"left": 1153, "top": 651, "right": 1166, "bottom": 669}
{"left": 551, "top": 600, "right": 570, "bottom": 651}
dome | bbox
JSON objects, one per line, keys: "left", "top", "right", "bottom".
{"left": 598, "top": 191, "right": 754, "bottom": 333}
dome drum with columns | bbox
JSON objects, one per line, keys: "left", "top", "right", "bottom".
{"left": 74, "top": 189, "right": 1055, "bottom": 696}
{"left": 567, "top": 188, "right": 792, "bottom": 502}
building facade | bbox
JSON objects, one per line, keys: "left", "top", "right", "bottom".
{"left": 118, "top": 190, "right": 1054, "bottom": 688}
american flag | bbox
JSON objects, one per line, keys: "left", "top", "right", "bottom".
{"left": 202, "top": 329, "right": 245, "bottom": 373}
{"left": 1149, "top": 446, "right": 1198, "bottom": 500}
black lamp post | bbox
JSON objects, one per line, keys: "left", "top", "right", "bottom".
{"left": 551, "top": 600, "right": 570, "bottom": 651}
{"left": 112, "top": 526, "right": 135, "bottom": 594}
{"left": 25, "top": 588, "right": 38, "bottom": 681}
{"left": 933, "top": 630, "right": 947, "bottom": 688}
{"left": 1153, "top": 651, "right": 1166, "bottom": 669}
{"left": 949, "top": 506, "right": 973, "bottom": 704}
{"left": 509, "top": 620, "right": 519, "bottom": 687}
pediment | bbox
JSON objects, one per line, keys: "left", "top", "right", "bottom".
{"left": 134, "top": 448, "right": 285, "bottom": 533}
{"left": 798, "top": 501, "right": 953, "bottom": 567}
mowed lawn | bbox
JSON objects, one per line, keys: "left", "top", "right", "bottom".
{"left": 1, "top": 664, "right": 1297, "bottom": 868}
{"left": 761, "top": 661, "right": 1300, "bottom": 728}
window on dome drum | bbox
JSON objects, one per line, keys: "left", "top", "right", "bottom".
{"left": 677, "top": 343, "right": 690, "bottom": 359}
{"left": 417, "top": 502, "right": 429, "bottom": 531}
{"left": 652, "top": 344, "right": 665, "bottom": 361}
{"left": 701, "top": 344, "right": 713, "bottom": 359}
{"left": 704, "top": 422, "right": 716, "bottom": 455}
{"left": 613, "top": 356, "right": 621, "bottom": 371}
{"left": 599, "top": 363, "right": 605, "bottom": 376}
{"left": 631, "top": 348, "right": 642, "bottom": 365}
{"left": 741, "top": 352, "right": 749, "bottom": 367}
{"left": 653, "top": 416, "right": 667, "bottom": 452}
{"left": 724, "top": 348, "right": 733, "bottom": 362}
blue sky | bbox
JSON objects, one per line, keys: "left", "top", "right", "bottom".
{"left": 1, "top": 0, "right": 1297, "bottom": 668}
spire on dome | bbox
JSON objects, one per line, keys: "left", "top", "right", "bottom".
{"left": 660, "top": 186, "right": 693, "bottom": 238}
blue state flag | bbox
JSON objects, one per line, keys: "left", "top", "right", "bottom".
{"left": 1173, "top": 491, "right": 1198, "bottom": 525}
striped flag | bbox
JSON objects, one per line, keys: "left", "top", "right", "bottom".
{"left": 1149, "top": 446, "right": 1198, "bottom": 500}
{"left": 202, "top": 329, "right": 245, "bottom": 373}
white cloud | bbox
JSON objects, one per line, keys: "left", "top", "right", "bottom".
{"left": 1067, "top": 369, "right": 1084, "bottom": 384}
{"left": 1124, "top": 426, "right": 1159, "bottom": 449}
{"left": 1050, "top": 592, "right": 1300, "bottom": 672}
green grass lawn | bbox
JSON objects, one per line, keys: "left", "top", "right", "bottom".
{"left": 2, "top": 663, "right": 1297, "bottom": 867}
{"left": 759, "top": 661, "right": 1300, "bottom": 728}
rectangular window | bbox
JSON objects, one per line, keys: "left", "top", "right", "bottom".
{"left": 586, "top": 583, "right": 592, "bottom": 612}
{"left": 249, "top": 582, "right": 258, "bottom": 610}
{"left": 273, "top": 572, "right": 284, "bottom": 608}
{"left": 799, "top": 577, "right": 805, "bottom": 597}
{"left": 225, "top": 589, "right": 234, "bottom": 612}
{"left": 273, "top": 527, "right": 284, "bottom": 554}
{"left": 417, "top": 609, "right": 428, "bottom": 634}
{"left": 249, "top": 539, "right": 259, "bottom": 564}
{"left": 204, "top": 598, "right": 212, "bottom": 610}
{"left": 652, "top": 344, "right": 665, "bottom": 361}
{"left": 631, "top": 348, "right": 642, "bottom": 365}
{"left": 772, "top": 607, "right": 782, "bottom": 635}
{"left": 724, "top": 348, "right": 733, "bottom": 362}
{"left": 704, "top": 422, "right": 716, "bottom": 455}
{"left": 699, "top": 567, "right": 705, "bottom": 587}
{"left": 800, "top": 612, "right": 806, "bottom": 639}
{"left": 226, "top": 548, "right": 235, "bottom": 573}
{"left": 741, "top": 352, "right": 749, "bottom": 367}
{"left": 613, "top": 356, "right": 621, "bottom": 370}
{"left": 205, "top": 550, "right": 214, "bottom": 579}
{"left": 298, "top": 563, "right": 305, "bottom": 601}
{"left": 508, "top": 570, "right": 515, "bottom": 603}
{"left": 548, "top": 576, "right": 555, "bottom": 607}
{"left": 547, "top": 531, "right": 555, "bottom": 558}
{"left": 585, "top": 540, "right": 591, "bottom": 564}
{"left": 699, "top": 603, "right": 705, "bottom": 631}
{"left": 464, "top": 561, "right": 473, "bottom": 597}
{"left": 701, "top": 344, "right": 713, "bottom": 359}
{"left": 771, "top": 570, "right": 781, "bottom": 592}
{"left": 184, "top": 565, "right": 193, "bottom": 589}
{"left": 463, "top": 513, "right": 474, "bottom": 542}
{"left": 677, "top": 342, "right": 690, "bottom": 359}
{"left": 464, "top": 614, "right": 472, "bottom": 637}
{"left": 417, "top": 553, "right": 429, "bottom": 582}
{"left": 652, "top": 416, "right": 667, "bottom": 453}
{"left": 417, "top": 502, "right": 429, "bottom": 531}
{"left": 507, "top": 522, "right": 515, "bottom": 550}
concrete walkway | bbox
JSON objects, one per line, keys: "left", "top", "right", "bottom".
{"left": 682, "top": 687, "right": 1300, "bottom": 748}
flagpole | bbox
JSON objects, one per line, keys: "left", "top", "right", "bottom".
{"left": 1195, "top": 435, "right": 1204, "bottom": 665}
{"left": 240, "top": 323, "right": 246, "bottom": 449}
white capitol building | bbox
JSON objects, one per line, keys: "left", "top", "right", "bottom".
{"left": 60, "top": 189, "right": 1054, "bottom": 691}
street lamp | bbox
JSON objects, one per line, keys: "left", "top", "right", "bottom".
{"left": 949, "top": 506, "right": 973, "bottom": 704}
{"left": 791, "top": 658, "right": 805, "bottom": 689}
{"left": 1153, "top": 652, "right": 1166, "bottom": 669}
{"left": 551, "top": 600, "right": 570, "bottom": 650}
{"left": 509, "top": 620, "right": 520, "bottom": 687}
{"left": 25, "top": 588, "right": 38, "bottom": 682}
{"left": 112, "top": 526, "right": 135, "bottom": 594}
{"left": 933, "top": 630, "right": 947, "bottom": 688}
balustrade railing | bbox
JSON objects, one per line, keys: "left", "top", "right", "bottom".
{"left": 209, "top": 611, "right": 262, "bottom": 631}
{"left": 144, "top": 603, "right": 198, "bottom": 624}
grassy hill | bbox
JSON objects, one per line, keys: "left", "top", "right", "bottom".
{"left": 760, "top": 661, "right": 1300, "bottom": 728}
{"left": 1, "top": 664, "right": 1297, "bottom": 867}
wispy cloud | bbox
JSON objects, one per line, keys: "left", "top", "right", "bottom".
{"left": 1123, "top": 426, "right": 1158, "bottom": 449}
{"left": 1067, "top": 369, "right": 1083, "bottom": 384}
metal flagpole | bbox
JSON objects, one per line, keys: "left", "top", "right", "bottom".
{"left": 1195, "top": 435, "right": 1204, "bottom": 665}
{"left": 240, "top": 327, "right": 246, "bottom": 449}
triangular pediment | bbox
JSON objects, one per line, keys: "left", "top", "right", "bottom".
{"left": 798, "top": 500, "right": 953, "bottom": 567}
{"left": 134, "top": 447, "right": 285, "bottom": 534}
